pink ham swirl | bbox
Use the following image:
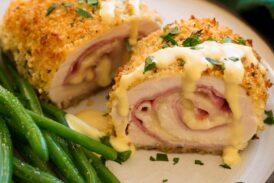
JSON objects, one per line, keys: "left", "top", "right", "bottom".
{"left": 121, "top": 76, "right": 258, "bottom": 150}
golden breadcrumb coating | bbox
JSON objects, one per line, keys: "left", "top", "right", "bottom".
{"left": 0, "top": 0, "right": 161, "bottom": 95}
{"left": 109, "top": 16, "right": 271, "bottom": 128}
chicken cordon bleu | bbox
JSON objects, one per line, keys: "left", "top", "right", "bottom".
{"left": 109, "top": 17, "right": 271, "bottom": 165}
{"left": 0, "top": 0, "right": 161, "bottom": 107}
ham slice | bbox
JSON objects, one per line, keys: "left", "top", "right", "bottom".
{"left": 49, "top": 20, "right": 160, "bottom": 106}
{"left": 109, "top": 18, "right": 270, "bottom": 166}
{"left": 120, "top": 76, "right": 257, "bottom": 151}
{"left": 0, "top": 0, "right": 161, "bottom": 107}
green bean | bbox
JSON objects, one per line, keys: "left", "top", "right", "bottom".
{"left": 51, "top": 135, "right": 71, "bottom": 159}
{"left": 11, "top": 69, "right": 85, "bottom": 183}
{"left": 41, "top": 102, "right": 67, "bottom": 125}
{"left": 44, "top": 131, "right": 85, "bottom": 183}
{"left": 4, "top": 117, "right": 27, "bottom": 144}
{"left": 28, "top": 110, "right": 118, "bottom": 160}
{"left": 84, "top": 150, "right": 121, "bottom": 183}
{"left": 100, "top": 136, "right": 132, "bottom": 163}
{"left": 15, "top": 142, "right": 54, "bottom": 175}
{"left": 13, "top": 157, "right": 63, "bottom": 183}
{"left": 70, "top": 144, "right": 97, "bottom": 183}
{"left": 0, "top": 61, "right": 12, "bottom": 92}
{"left": 42, "top": 102, "right": 100, "bottom": 182}
{"left": 0, "top": 85, "right": 48, "bottom": 161}
{"left": 3, "top": 56, "right": 43, "bottom": 115}
{"left": 0, "top": 119, "right": 12, "bottom": 183}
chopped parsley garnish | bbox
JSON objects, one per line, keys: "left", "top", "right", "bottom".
{"left": 264, "top": 110, "right": 274, "bottom": 125}
{"left": 219, "top": 164, "right": 231, "bottom": 169}
{"left": 144, "top": 56, "right": 156, "bottom": 73}
{"left": 162, "top": 179, "right": 168, "bottom": 183}
{"left": 207, "top": 37, "right": 217, "bottom": 41}
{"left": 161, "top": 45, "right": 169, "bottom": 49}
{"left": 160, "top": 26, "right": 180, "bottom": 46}
{"left": 168, "top": 26, "right": 180, "bottom": 35}
{"left": 194, "top": 160, "right": 204, "bottom": 165}
{"left": 173, "top": 157, "right": 179, "bottom": 165}
{"left": 125, "top": 39, "right": 132, "bottom": 52}
{"left": 228, "top": 57, "right": 239, "bottom": 62}
{"left": 223, "top": 36, "right": 231, "bottom": 43}
{"left": 190, "top": 46, "right": 203, "bottom": 50}
{"left": 76, "top": 8, "right": 92, "bottom": 18}
{"left": 150, "top": 153, "right": 169, "bottom": 161}
{"left": 236, "top": 38, "right": 246, "bottom": 45}
{"left": 156, "top": 153, "right": 169, "bottom": 161}
{"left": 46, "top": 4, "right": 57, "bottom": 16}
{"left": 206, "top": 57, "right": 224, "bottom": 68}
{"left": 78, "top": 0, "right": 86, "bottom": 4}
{"left": 87, "top": 0, "right": 99, "bottom": 8}
{"left": 182, "top": 30, "right": 202, "bottom": 47}
{"left": 62, "top": 2, "right": 73, "bottom": 10}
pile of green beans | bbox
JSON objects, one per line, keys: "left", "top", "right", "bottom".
{"left": 0, "top": 52, "right": 123, "bottom": 182}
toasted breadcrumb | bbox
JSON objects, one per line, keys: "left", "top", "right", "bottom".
{"left": 0, "top": 0, "right": 161, "bottom": 96}
{"left": 109, "top": 17, "right": 271, "bottom": 130}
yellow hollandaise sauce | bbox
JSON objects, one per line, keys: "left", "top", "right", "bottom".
{"left": 67, "top": 109, "right": 134, "bottom": 152}
{"left": 113, "top": 41, "right": 261, "bottom": 166}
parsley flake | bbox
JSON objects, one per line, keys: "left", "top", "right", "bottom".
{"left": 219, "top": 164, "right": 231, "bottom": 169}
{"left": 182, "top": 30, "right": 202, "bottom": 47}
{"left": 125, "top": 39, "right": 132, "bottom": 52}
{"left": 207, "top": 37, "right": 217, "bottom": 41}
{"left": 149, "top": 153, "right": 169, "bottom": 161}
{"left": 190, "top": 46, "right": 203, "bottom": 50}
{"left": 156, "top": 153, "right": 169, "bottom": 161}
{"left": 236, "top": 38, "right": 246, "bottom": 45}
{"left": 87, "top": 0, "right": 98, "bottom": 8}
{"left": 78, "top": 0, "right": 86, "bottom": 4}
{"left": 160, "top": 26, "right": 180, "bottom": 46}
{"left": 161, "top": 45, "right": 169, "bottom": 49}
{"left": 194, "top": 160, "right": 204, "bottom": 165}
{"left": 162, "top": 179, "right": 168, "bottom": 183}
{"left": 46, "top": 4, "right": 57, "bottom": 16}
{"left": 206, "top": 57, "right": 224, "bottom": 68}
{"left": 228, "top": 57, "right": 239, "bottom": 62}
{"left": 76, "top": 8, "right": 92, "bottom": 18}
{"left": 173, "top": 157, "right": 179, "bottom": 165}
{"left": 62, "top": 2, "right": 73, "bottom": 10}
{"left": 144, "top": 56, "right": 156, "bottom": 73}
{"left": 168, "top": 26, "right": 180, "bottom": 35}
{"left": 264, "top": 110, "right": 274, "bottom": 125}
{"left": 223, "top": 36, "right": 231, "bottom": 43}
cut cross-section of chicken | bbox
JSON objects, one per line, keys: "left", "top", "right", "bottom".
{"left": 0, "top": 0, "right": 161, "bottom": 107}
{"left": 109, "top": 17, "right": 271, "bottom": 166}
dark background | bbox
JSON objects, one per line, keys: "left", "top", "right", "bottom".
{"left": 214, "top": 0, "right": 274, "bottom": 51}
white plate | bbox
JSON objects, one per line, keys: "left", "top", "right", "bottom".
{"left": 1, "top": 0, "right": 274, "bottom": 183}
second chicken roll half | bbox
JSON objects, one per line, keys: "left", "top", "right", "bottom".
{"left": 109, "top": 17, "right": 271, "bottom": 166}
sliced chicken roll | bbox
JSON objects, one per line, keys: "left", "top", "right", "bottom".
{"left": 109, "top": 17, "right": 271, "bottom": 165}
{"left": 0, "top": 0, "right": 161, "bottom": 107}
